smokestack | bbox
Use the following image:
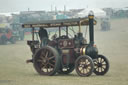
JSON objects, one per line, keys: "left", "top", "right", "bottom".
{"left": 88, "top": 11, "right": 94, "bottom": 45}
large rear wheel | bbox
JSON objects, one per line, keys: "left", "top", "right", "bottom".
{"left": 75, "top": 55, "right": 94, "bottom": 77}
{"left": 93, "top": 55, "right": 109, "bottom": 75}
{"left": 33, "top": 46, "right": 60, "bottom": 76}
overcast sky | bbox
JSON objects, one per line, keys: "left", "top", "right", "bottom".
{"left": 0, "top": 0, "right": 128, "bottom": 12}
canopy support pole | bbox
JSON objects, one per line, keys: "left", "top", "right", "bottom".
{"left": 59, "top": 27, "right": 61, "bottom": 37}
{"left": 32, "top": 27, "right": 35, "bottom": 41}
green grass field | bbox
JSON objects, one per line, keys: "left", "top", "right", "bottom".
{"left": 0, "top": 18, "right": 128, "bottom": 85}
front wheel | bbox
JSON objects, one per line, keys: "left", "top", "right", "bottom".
{"left": 93, "top": 55, "right": 109, "bottom": 75}
{"left": 75, "top": 55, "right": 94, "bottom": 77}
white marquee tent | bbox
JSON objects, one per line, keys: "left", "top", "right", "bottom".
{"left": 76, "top": 8, "right": 106, "bottom": 18}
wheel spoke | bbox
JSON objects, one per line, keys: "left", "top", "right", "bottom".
{"left": 98, "top": 67, "right": 101, "bottom": 72}
{"left": 48, "top": 56, "right": 55, "bottom": 60}
{"left": 98, "top": 58, "right": 101, "bottom": 63}
{"left": 101, "top": 67, "right": 105, "bottom": 72}
{"left": 94, "top": 61, "right": 98, "bottom": 64}
{"left": 79, "top": 59, "right": 83, "bottom": 64}
{"left": 100, "top": 58, "right": 103, "bottom": 63}
{"left": 45, "top": 51, "right": 49, "bottom": 58}
{"left": 102, "top": 64, "right": 106, "bottom": 66}
{"left": 80, "top": 68, "right": 84, "bottom": 72}
{"left": 78, "top": 65, "right": 83, "bottom": 68}
{"left": 85, "top": 59, "right": 89, "bottom": 64}
{"left": 83, "top": 68, "right": 85, "bottom": 73}
{"left": 101, "top": 67, "right": 103, "bottom": 72}
{"left": 98, "top": 67, "right": 100, "bottom": 72}
{"left": 100, "top": 67, "right": 102, "bottom": 72}
{"left": 48, "top": 63, "right": 55, "bottom": 67}
{"left": 46, "top": 68, "right": 49, "bottom": 72}
{"left": 101, "top": 59, "right": 105, "bottom": 63}
{"left": 49, "top": 66, "right": 53, "bottom": 72}
{"left": 95, "top": 65, "right": 98, "bottom": 69}
{"left": 40, "top": 62, "right": 45, "bottom": 66}
{"left": 85, "top": 68, "right": 88, "bottom": 73}
{"left": 102, "top": 66, "right": 106, "bottom": 69}
{"left": 87, "top": 61, "right": 91, "bottom": 65}
{"left": 98, "top": 58, "right": 100, "bottom": 63}
{"left": 96, "top": 68, "right": 98, "bottom": 71}
{"left": 40, "top": 63, "right": 47, "bottom": 69}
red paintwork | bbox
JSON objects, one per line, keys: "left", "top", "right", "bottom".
{"left": 58, "top": 39, "right": 74, "bottom": 48}
{"left": 0, "top": 29, "right": 13, "bottom": 39}
{"left": 62, "top": 49, "right": 76, "bottom": 65}
{"left": 5, "top": 30, "right": 12, "bottom": 39}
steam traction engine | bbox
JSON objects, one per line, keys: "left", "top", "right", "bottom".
{"left": 22, "top": 13, "right": 109, "bottom": 77}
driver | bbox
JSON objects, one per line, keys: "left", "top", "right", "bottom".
{"left": 38, "top": 27, "right": 48, "bottom": 46}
